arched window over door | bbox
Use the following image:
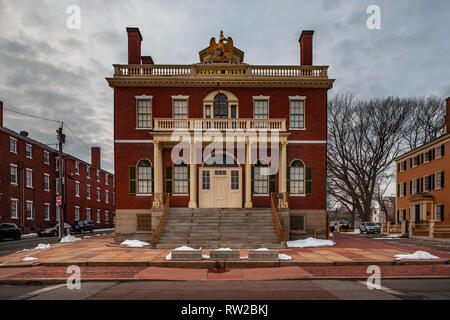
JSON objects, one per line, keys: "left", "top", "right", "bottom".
{"left": 214, "top": 94, "right": 228, "bottom": 118}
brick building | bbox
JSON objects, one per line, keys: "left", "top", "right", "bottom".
{"left": 394, "top": 97, "right": 450, "bottom": 235}
{"left": 0, "top": 101, "right": 115, "bottom": 232}
{"left": 107, "top": 28, "right": 334, "bottom": 243}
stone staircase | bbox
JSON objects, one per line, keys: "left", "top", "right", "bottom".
{"left": 156, "top": 208, "right": 285, "bottom": 249}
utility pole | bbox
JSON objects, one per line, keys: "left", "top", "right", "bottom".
{"left": 57, "top": 124, "right": 66, "bottom": 240}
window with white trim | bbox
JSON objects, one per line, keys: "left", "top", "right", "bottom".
{"left": 137, "top": 99, "right": 152, "bottom": 128}
{"left": 97, "top": 170, "right": 100, "bottom": 182}
{"left": 173, "top": 99, "right": 188, "bottom": 118}
{"left": 44, "top": 203, "right": 50, "bottom": 221}
{"left": 44, "top": 151, "right": 50, "bottom": 165}
{"left": 254, "top": 100, "right": 268, "bottom": 119}
{"left": 86, "top": 208, "right": 91, "bottom": 221}
{"left": 202, "top": 171, "right": 210, "bottom": 190}
{"left": 105, "top": 210, "right": 109, "bottom": 224}
{"left": 253, "top": 161, "right": 269, "bottom": 195}
{"left": 75, "top": 206, "right": 80, "bottom": 221}
{"left": 174, "top": 161, "right": 188, "bottom": 194}
{"left": 44, "top": 174, "right": 50, "bottom": 192}
{"left": 56, "top": 178, "right": 60, "bottom": 195}
{"left": 105, "top": 173, "right": 109, "bottom": 185}
{"left": 289, "top": 99, "right": 305, "bottom": 129}
{"left": 436, "top": 145, "right": 445, "bottom": 158}
{"left": 290, "top": 160, "right": 305, "bottom": 195}
{"left": 75, "top": 181, "right": 80, "bottom": 197}
{"left": 96, "top": 209, "right": 101, "bottom": 223}
{"left": 75, "top": 161, "right": 80, "bottom": 175}
{"left": 10, "top": 164, "right": 18, "bottom": 185}
{"left": 26, "top": 144, "right": 32, "bottom": 159}
{"left": 26, "top": 201, "right": 33, "bottom": 220}
{"left": 413, "top": 178, "right": 419, "bottom": 194}
{"left": 11, "top": 199, "right": 18, "bottom": 219}
{"left": 138, "top": 160, "right": 152, "bottom": 194}
{"left": 436, "top": 204, "right": 444, "bottom": 221}
{"left": 10, "top": 137, "right": 17, "bottom": 153}
{"left": 26, "top": 169, "right": 33, "bottom": 188}
{"left": 106, "top": 190, "right": 109, "bottom": 204}
{"left": 87, "top": 185, "right": 91, "bottom": 199}
{"left": 97, "top": 188, "right": 101, "bottom": 202}
{"left": 87, "top": 166, "right": 91, "bottom": 179}
{"left": 436, "top": 171, "right": 444, "bottom": 189}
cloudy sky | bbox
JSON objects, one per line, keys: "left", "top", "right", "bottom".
{"left": 0, "top": 0, "right": 449, "bottom": 172}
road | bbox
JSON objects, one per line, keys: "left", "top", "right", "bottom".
{"left": 0, "top": 279, "right": 449, "bottom": 300}
{"left": 0, "top": 229, "right": 114, "bottom": 257}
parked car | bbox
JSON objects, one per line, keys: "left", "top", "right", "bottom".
{"left": 0, "top": 223, "right": 21, "bottom": 241}
{"left": 37, "top": 223, "right": 72, "bottom": 237}
{"left": 360, "top": 222, "right": 381, "bottom": 234}
{"left": 71, "top": 220, "right": 94, "bottom": 234}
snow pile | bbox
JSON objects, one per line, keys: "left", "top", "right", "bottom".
{"left": 329, "top": 233, "right": 334, "bottom": 237}
{"left": 34, "top": 243, "right": 51, "bottom": 250}
{"left": 395, "top": 251, "right": 439, "bottom": 260}
{"left": 22, "top": 233, "right": 38, "bottom": 239}
{"left": 278, "top": 254, "right": 292, "bottom": 260}
{"left": 173, "top": 246, "right": 199, "bottom": 251}
{"left": 287, "top": 237, "right": 335, "bottom": 248}
{"left": 120, "top": 240, "right": 150, "bottom": 247}
{"left": 255, "top": 248, "right": 270, "bottom": 251}
{"left": 240, "top": 256, "right": 248, "bottom": 260}
{"left": 343, "top": 229, "right": 361, "bottom": 234}
{"left": 60, "top": 235, "right": 82, "bottom": 243}
{"left": 166, "top": 252, "right": 172, "bottom": 260}
{"left": 23, "top": 257, "right": 38, "bottom": 262}
{"left": 16, "top": 249, "right": 30, "bottom": 253}
{"left": 202, "top": 254, "right": 210, "bottom": 259}
{"left": 215, "top": 248, "right": 232, "bottom": 251}
{"left": 95, "top": 228, "right": 114, "bottom": 232}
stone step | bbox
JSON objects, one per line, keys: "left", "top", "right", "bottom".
{"left": 156, "top": 243, "right": 285, "bottom": 249}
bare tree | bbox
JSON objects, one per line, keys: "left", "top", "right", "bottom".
{"left": 327, "top": 95, "right": 410, "bottom": 222}
{"left": 403, "top": 96, "right": 446, "bottom": 150}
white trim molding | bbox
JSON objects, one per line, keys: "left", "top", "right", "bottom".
{"left": 252, "top": 95, "right": 270, "bottom": 100}
{"left": 135, "top": 95, "right": 153, "bottom": 100}
{"left": 171, "top": 95, "right": 189, "bottom": 100}
{"left": 288, "top": 96, "right": 307, "bottom": 100}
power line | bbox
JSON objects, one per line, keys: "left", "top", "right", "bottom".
{"left": 4, "top": 106, "right": 62, "bottom": 124}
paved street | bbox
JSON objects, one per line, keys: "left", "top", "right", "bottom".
{"left": 0, "top": 279, "right": 449, "bottom": 300}
{"left": 0, "top": 230, "right": 114, "bottom": 258}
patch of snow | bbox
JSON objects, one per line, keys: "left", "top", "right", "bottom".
{"left": 395, "top": 251, "right": 439, "bottom": 260}
{"left": 278, "top": 254, "right": 292, "bottom": 260}
{"left": 120, "top": 240, "right": 150, "bottom": 247}
{"left": 60, "top": 235, "right": 82, "bottom": 243}
{"left": 16, "top": 249, "right": 30, "bottom": 253}
{"left": 255, "top": 248, "right": 270, "bottom": 251}
{"left": 166, "top": 252, "right": 172, "bottom": 260}
{"left": 94, "top": 228, "right": 114, "bottom": 232}
{"left": 23, "top": 257, "right": 38, "bottom": 262}
{"left": 240, "top": 256, "right": 248, "bottom": 260}
{"left": 173, "top": 246, "right": 199, "bottom": 251}
{"left": 83, "top": 236, "right": 92, "bottom": 239}
{"left": 34, "top": 243, "right": 51, "bottom": 250}
{"left": 22, "top": 233, "right": 38, "bottom": 239}
{"left": 287, "top": 237, "right": 335, "bottom": 248}
{"left": 343, "top": 229, "right": 361, "bottom": 234}
{"left": 214, "top": 248, "right": 233, "bottom": 251}
{"left": 329, "top": 233, "right": 334, "bottom": 237}
{"left": 202, "top": 254, "right": 210, "bottom": 259}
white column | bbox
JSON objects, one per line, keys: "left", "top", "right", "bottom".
{"left": 153, "top": 141, "right": 163, "bottom": 208}
{"left": 244, "top": 139, "right": 252, "bottom": 208}
{"left": 279, "top": 141, "right": 287, "bottom": 193}
{"left": 189, "top": 141, "right": 198, "bottom": 208}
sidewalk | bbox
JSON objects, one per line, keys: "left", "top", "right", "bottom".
{"left": 0, "top": 233, "right": 448, "bottom": 269}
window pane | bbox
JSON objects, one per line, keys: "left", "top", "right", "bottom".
{"left": 137, "top": 100, "right": 152, "bottom": 128}
{"left": 254, "top": 100, "right": 268, "bottom": 119}
{"left": 202, "top": 171, "right": 210, "bottom": 190}
{"left": 173, "top": 99, "right": 188, "bottom": 118}
{"left": 290, "top": 100, "right": 305, "bottom": 128}
{"left": 174, "top": 166, "right": 188, "bottom": 194}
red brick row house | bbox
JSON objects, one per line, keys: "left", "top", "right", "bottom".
{"left": 0, "top": 101, "right": 115, "bottom": 232}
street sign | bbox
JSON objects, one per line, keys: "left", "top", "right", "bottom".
{"left": 56, "top": 196, "right": 62, "bottom": 206}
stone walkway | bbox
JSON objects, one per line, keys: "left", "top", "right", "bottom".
{"left": 0, "top": 233, "right": 449, "bottom": 269}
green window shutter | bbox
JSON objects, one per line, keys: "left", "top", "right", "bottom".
{"left": 269, "top": 174, "right": 276, "bottom": 194}
{"left": 286, "top": 167, "right": 290, "bottom": 194}
{"left": 441, "top": 205, "right": 445, "bottom": 222}
{"left": 165, "top": 166, "right": 173, "bottom": 194}
{"left": 129, "top": 166, "right": 137, "bottom": 195}
{"left": 410, "top": 180, "right": 412, "bottom": 194}
{"left": 151, "top": 167, "right": 154, "bottom": 193}
{"left": 251, "top": 166, "right": 254, "bottom": 195}
{"left": 305, "top": 167, "right": 313, "bottom": 195}
{"left": 442, "top": 172, "right": 445, "bottom": 188}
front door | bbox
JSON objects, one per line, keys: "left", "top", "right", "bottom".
{"left": 198, "top": 168, "right": 242, "bottom": 208}
{"left": 214, "top": 173, "right": 227, "bottom": 208}
{"left": 415, "top": 204, "right": 421, "bottom": 222}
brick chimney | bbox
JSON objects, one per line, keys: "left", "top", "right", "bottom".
{"left": 299, "top": 30, "right": 314, "bottom": 66}
{"left": 0, "top": 100, "right": 3, "bottom": 127}
{"left": 91, "top": 147, "right": 101, "bottom": 169}
{"left": 446, "top": 97, "right": 450, "bottom": 133}
{"left": 141, "top": 56, "right": 154, "bottom": 64}
{"left": 127, "top": 27, "right": 143, "bottom": 65}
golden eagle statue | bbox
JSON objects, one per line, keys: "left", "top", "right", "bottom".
{"left": 208, "top": 31, "right": 234, "bottom": 61}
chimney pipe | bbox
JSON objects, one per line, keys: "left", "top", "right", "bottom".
{"left": 127, "top": 27, "right": 143, "bottom": 65}
{"left": 446, "top": 97, "right": 450, "bottom": 134}
{"left": 299, "top": 30, "right": 314, "bottom": 66}
{"left": 0, "top": 100, "right": 3, "bottom": 127}
{"left": 141, "top": 56, "right": 154, "bottom": 64}
{"left": 91, "top": 147, "right": 101, "bottom": 169}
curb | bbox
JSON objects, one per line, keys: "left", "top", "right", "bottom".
{"left": 1, "top": 275, "right": 450, "bottom": 285}
{"left": 1, "top": 259, "right": 448, "bottom": 269}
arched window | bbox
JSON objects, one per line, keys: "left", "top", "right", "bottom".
{"left": 289, "top": 160, "right": 304, "bottom": 195}
{"left": 137, "top": 160, "right": 152, "bottom": 194}
{"left": 214, "top": 94, "right": 228, "bottom": 118}
{"left": 174, "top": 160, "right": 188, "bottom": 194}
